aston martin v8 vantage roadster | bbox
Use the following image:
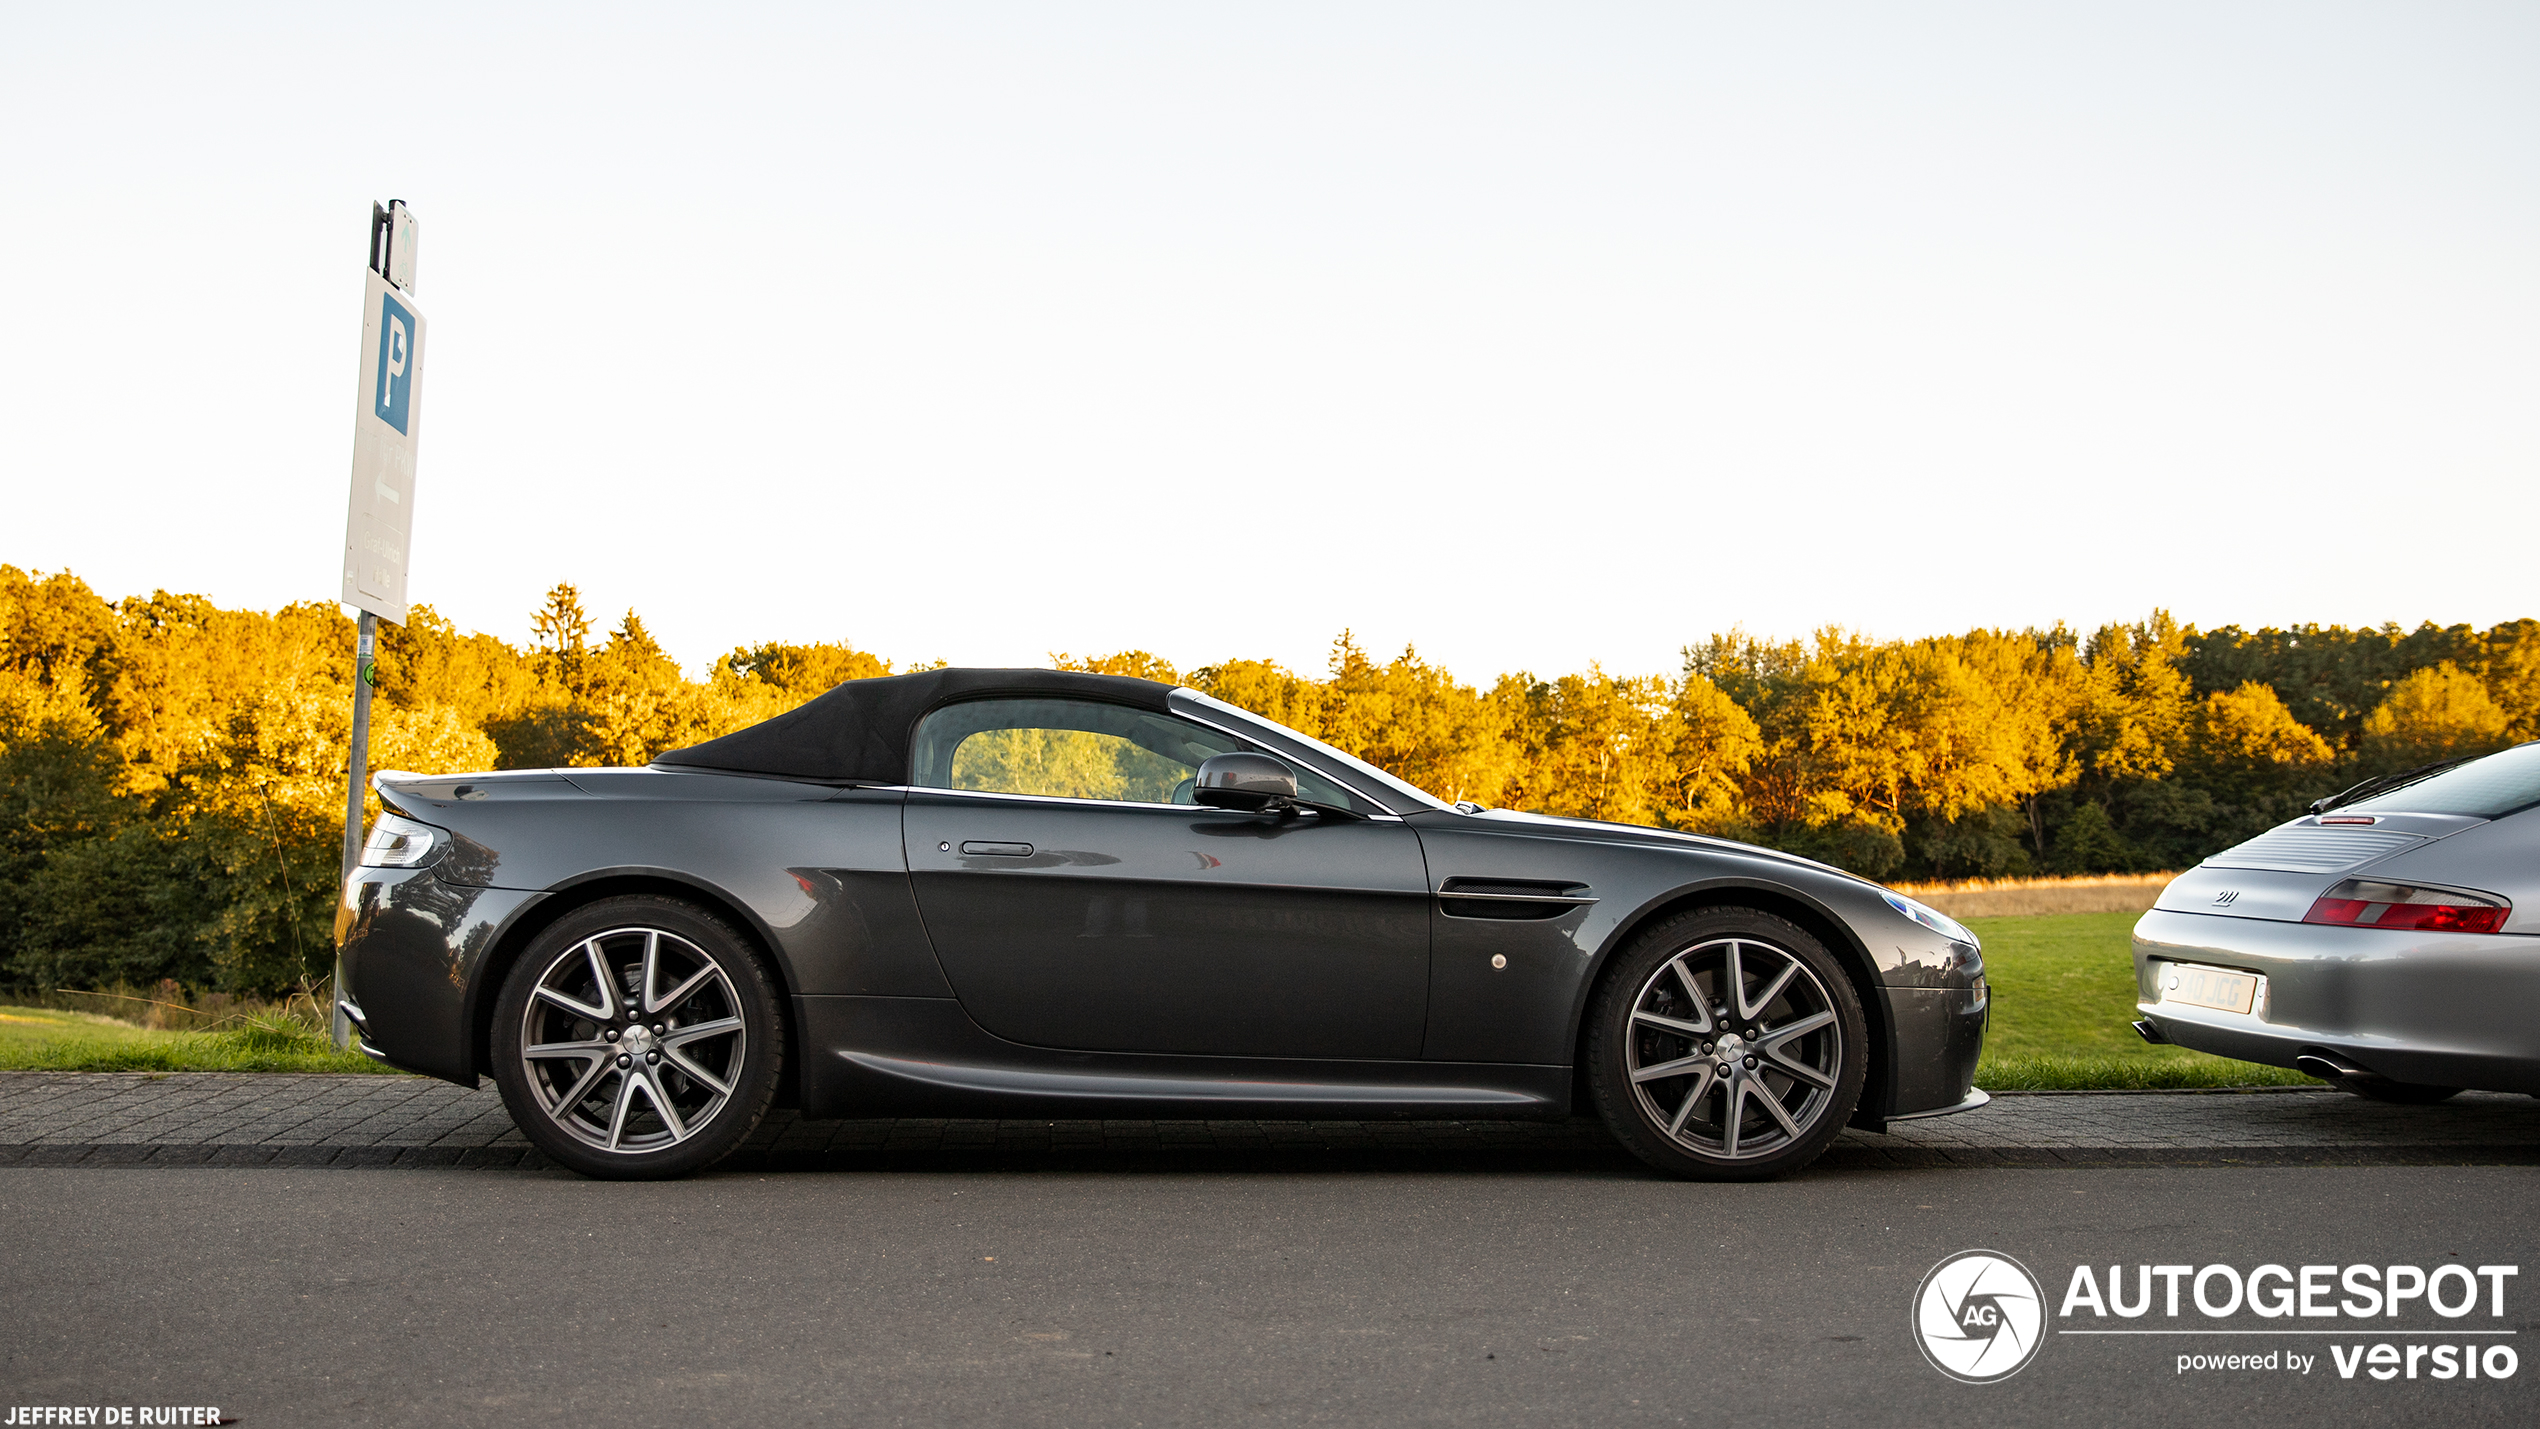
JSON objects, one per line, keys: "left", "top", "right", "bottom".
{"left": 335, "top": 669, "right": 1990, "bottom": 1179}
{"left": 2135, "top": 740, "right": 2540, "bottom": 1102}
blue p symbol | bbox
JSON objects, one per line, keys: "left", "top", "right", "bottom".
{"left": 375, "top": 292, "right": 415, "bottom": 434}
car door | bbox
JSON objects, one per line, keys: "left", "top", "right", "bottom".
{"left": 902, "top": 696, "right": 1432, "bottom": 1059}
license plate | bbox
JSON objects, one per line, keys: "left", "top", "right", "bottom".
{"left": 2163, "top": 961, "right": 2259, "bottom": 1015}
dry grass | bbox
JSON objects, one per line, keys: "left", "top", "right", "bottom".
{"left": 0, "top": 979, "right": 396, "bottom": 1072}
{"left": 1893, "top": 872, "right": 2176, "bottom": 918}
{"left": 25, "top": 978, "right": 300, "bottom": 1031}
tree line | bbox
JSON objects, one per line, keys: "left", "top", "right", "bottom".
{"left": 4, "top": 563, "right": 2534, "bottom": 995}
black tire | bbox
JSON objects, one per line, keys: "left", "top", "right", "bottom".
{"left": 1585, "top": 907, "right": 1868, "bottom": 1181}
{"left": 491, "top": 896, "right": 784, "bottom": 1180}
{"left": 2340, "top": 1078, "right": 2463, "bottom": 1105}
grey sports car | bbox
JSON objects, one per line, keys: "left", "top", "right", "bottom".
{"left": 334, "top": 668, "right": 1989, "bottom": 1180}
{"left": 2134, "top": 741, "right": 2540, "bottom": 1101}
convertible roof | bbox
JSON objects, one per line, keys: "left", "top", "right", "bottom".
{"left": 652, "top": 667, "right": 1178, "bottom": 784}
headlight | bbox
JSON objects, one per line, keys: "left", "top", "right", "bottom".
{"left": 360, "top": 811, "right": 448, "bottom": 869}
{"left": 1882, "top": 890, "right": 1977, "bottom": 948}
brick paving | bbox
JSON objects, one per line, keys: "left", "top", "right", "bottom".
{"left": 0, "top": 1071, "right": 2533, "bottom": 1172}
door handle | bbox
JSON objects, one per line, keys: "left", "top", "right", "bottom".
{"left": 960, "top": 841, "right": 1033, "bottom": 857}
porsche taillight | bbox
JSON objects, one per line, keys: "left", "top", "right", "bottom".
{"left": 2301, "top": 878, "right": 2510, "bottom": 935}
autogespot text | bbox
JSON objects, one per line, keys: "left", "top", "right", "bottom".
{"left": 2057, "top": 1262, "right": 2520, "bottom": 1381}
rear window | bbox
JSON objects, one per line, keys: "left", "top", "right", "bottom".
{"left": 2343, "top": 742, "right": 2540, "bottom": 818}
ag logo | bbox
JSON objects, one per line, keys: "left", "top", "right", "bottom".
{"left": 1912, "top": 1250, "right": 2045, "bottom": 1383}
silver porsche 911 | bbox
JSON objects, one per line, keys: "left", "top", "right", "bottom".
{"left": 2134, "top": 741, "right": 2540, "bottom": 1102}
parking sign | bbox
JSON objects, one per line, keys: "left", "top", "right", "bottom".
{"left": 341, "top": 268, "right": 426, "bottom": 623}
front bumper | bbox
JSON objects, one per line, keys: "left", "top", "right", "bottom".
{"left": 2132, "top": 908, "right": 2540, "bottom": 1094}
{"left": 1880, "top": 982, "right": 1990, "bottom": 1119}
{"left": 336, "top": 866, "right": 547, "bottom": 1087}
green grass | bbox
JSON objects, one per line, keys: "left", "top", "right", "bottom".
{"left": 0, "top": 1005, "right": 400, "bottom": 1073}
{"left": 1968, "top": 911, "right": 2317, "bottom": 1090}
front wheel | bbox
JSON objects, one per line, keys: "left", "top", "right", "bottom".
{"left": 1585, "top": 908, "right": 1868, "bottom": 1180}
{"left": 491, "top": 896, "right": 784, "bottom": 1179}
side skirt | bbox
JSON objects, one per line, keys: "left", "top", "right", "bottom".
{"left": 797, "top": 995, "right": 1573, "bottom": 1121}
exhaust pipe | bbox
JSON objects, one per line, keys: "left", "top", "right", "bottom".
{"left": 2294, "top": 1049, "right": 2387, "bottom": 1085}
{"left": 2132, "top": 1019, "right": 2170, "bottom": 1045}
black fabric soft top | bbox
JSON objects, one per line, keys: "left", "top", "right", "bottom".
{"left": 652, "top": 668, "right": 1178, "bottom": 784}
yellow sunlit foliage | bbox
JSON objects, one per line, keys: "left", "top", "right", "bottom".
{"left": 7, "top": 562, "right": 2540, "bottom": 995}
{"left": 1655, "top": 673, "right": 1765, "bottom": 829}
{"left": 2074, "top": 613, "right": 2195, "bottom": 784}
{"left": 1318, "top": 636, "right": 1518, "bottom": 809}
{"left": 2361, "top": 663, "right": 2514, "bottom": 770}
{"left": 1494, "top": 668, "right": 1673, "bottom": 825}
{"left": 2189, "top": 683, "right": 2336, "bottom": 777}
{"left": 1052, "top": 650, "right": 1183, "bottom": 686}
{"left": 730, "top": 638, "right": 895, "bottom": 695}
{"left": 2479, "top": 621, "right": 2540, "bottom": 743}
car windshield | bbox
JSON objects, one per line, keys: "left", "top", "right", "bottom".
{"left": 1171, "top": 689, "right": 1452, "bottom": 813}
{"left": 2340, "top": 741, "right": 2540, "bottom": 818}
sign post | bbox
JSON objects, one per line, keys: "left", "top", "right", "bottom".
{"left": 334, "top": 200, "right": 426, "bottom": 1047}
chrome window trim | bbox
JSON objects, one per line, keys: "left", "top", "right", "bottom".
{"left": 901, "top": 783, "right": 1404, "bottom": 822}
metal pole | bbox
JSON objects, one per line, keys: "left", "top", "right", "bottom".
{"left": 333, "top": 611, "right": 377, "bottom": 1048}
{"left": 340, "top": 612, "right": 378, "bottom": 878}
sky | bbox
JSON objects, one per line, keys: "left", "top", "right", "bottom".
{"left": 4, "top": 3, "right": 2536, "bottom": 683}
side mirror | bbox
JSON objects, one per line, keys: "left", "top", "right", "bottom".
{"left": 1192, "top": 752, "right": 1299, "bottom": 812}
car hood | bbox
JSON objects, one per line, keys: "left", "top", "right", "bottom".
{"left": 1450, "top": 808, "right": 1873, "bottom": 884}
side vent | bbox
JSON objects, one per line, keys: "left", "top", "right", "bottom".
{"left": 1437, "top": 877, "right": 1597, "bottom": 921}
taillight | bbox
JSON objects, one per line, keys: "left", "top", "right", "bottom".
{"left": 2302, "top": 879, "right": 2510, "bottom": 935}
{"left": 360, "top": 811, "right": 448, "bottom": 869}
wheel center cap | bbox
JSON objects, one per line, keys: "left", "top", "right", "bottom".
{"left": 623, "top": 1025, "right": 657, "bottom": 1053}
{"left": 1714, "top": 1033, "right": 1748, "bottom": 1063}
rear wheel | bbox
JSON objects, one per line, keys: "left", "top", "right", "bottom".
{"left": 1585, "top": 908, "right": 1868, "bottom": 1180}
{"left": 492, "top": 896, "right": 783, "bottom": 1179}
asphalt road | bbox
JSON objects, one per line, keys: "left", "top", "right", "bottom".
{"left": 2, "top": 1161, "right": 2532, "bottom": 1428}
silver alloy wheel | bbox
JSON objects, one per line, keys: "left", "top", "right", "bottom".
{"left": 518, "top": 926, "right": 746, "bottom": 1153}
{"left": 1624, "top": 935, "right": 1843, "bottom": 1160}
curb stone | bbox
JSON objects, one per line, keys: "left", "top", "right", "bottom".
{"left": 3, "top": 1071, "right": 2535, "bottom": 1172}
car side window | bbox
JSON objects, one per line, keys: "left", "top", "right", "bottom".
{"left": 909, "top": 698, "right": 1365, "bottom": 809}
